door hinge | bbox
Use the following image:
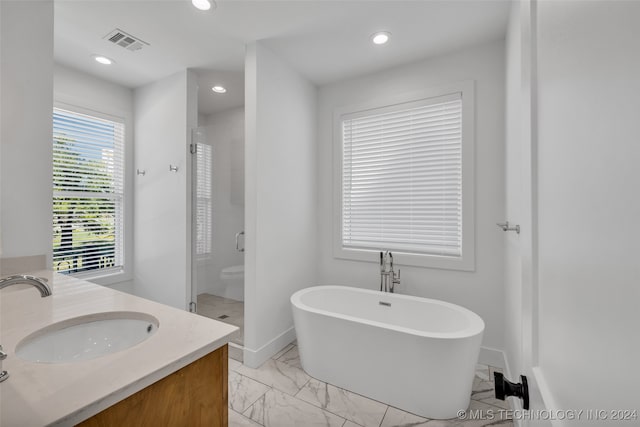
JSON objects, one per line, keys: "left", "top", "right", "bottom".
{"left": 189, "top": 301, "right": 197, "bottom": 313}
{"left": 190, "top": 143, "right": 197, "bottom": 154}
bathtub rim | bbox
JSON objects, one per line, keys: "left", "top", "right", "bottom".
{"left": 291, "top": 285, "right": 484, "bottom": 340}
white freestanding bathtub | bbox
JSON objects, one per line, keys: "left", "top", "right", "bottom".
{"left": 291, "top": 285, "right": 484, "bottom": 419}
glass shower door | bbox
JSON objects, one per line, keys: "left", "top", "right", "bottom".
{"left": 190, "top": 127, "right": 212, "bottom": 312}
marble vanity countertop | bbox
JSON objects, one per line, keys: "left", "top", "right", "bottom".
{"left": 0, "top": 270, "right": 238, "bottom": 426}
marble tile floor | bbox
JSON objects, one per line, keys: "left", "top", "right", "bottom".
{"left": 197, "top": 293, "right": 244, "bottom": 345}
{"left": 228, "top": 343, "right": 514, "bottom": 427}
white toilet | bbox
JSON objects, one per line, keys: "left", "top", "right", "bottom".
{"left": 219, "top": 264, "right": 244, "bottom": 301}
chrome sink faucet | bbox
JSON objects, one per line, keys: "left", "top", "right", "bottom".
{"left": 0, "top": 275, "right": 52, "bottom": 297}
{"left": 0, "top": 274, "right": 51, "bottom": 383}
{"left": 379, "top": 251, "right": 400, "bottom": 293}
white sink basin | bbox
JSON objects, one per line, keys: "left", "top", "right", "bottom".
{"left": 15, "top": 311, "right": 159, "bottom": 363}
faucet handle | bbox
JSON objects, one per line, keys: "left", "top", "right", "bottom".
{"left": 0, "top": 345, "right": 7, "bottom": 360}
{"left": 394, "top": 269, "right": 401, "bottom": 284}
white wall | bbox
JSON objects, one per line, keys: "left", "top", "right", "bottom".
{"left": 535, "top": 0, "right": 640, "bottom": 420}
{"left": 53, "top": 64, "right": 135, "bottom": 290}
{"left": 317, "top": 41, "right": 506, "bottom": 352}
{"left": 54, "top": 64, "right": 133, "bottom": 116}
{"left": 198, "top": 113, "right": 207, "bottom": 128}
{"left": 244, "top": 42, "right": 317, "bottom": 367}
{"left": 133, "top": 70, "right": 197, "bottom": 310}
{"left": 197, "top": 107, "right": 245, "bottom": 299}
{"left": 0, "top": 0, "right": 53, "bottom": 263}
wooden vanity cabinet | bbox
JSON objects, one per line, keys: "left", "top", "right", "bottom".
{"left": 77, "top": 345, "right": 228, "bottom": 427}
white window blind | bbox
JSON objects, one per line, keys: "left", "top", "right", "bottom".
{"left": 52, "top": 108, "right": 125, "bottom": 275}
{"left": 196, "top": 143, "right": 212, "bottom": 256}
{"left": 341, "top": 93, "right": 463, "bottom": 257}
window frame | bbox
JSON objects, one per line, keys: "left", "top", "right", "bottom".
{"left": 332, "top": 80, "right": 475, "bottom": 271}
{"left": 53, "top": 101, "right": 133, "bottom": 284}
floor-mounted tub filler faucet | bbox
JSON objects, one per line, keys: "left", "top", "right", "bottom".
{"left": 0, "top": 274, "right": 52, "bottom": 383}
{"left": 379, "top": 251, "right": 400, "bottom": 293}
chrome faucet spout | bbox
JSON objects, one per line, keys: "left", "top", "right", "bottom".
{"left": 0, "top": 275, "right": 52, "bottom": 297}
{"left": 0, "top": 274, "right": 52, "bottom": 383}
{"left": 380, "top": 251, "right": 400, "bottom": 293}
{"left": 379, "top": 251, "right": 399, "bottom": 293}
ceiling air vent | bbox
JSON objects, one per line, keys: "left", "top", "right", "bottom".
{"left": 103, "top": 28, "right": 149, "bottom": 52}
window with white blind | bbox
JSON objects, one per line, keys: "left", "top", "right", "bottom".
{"left": 335, "top": 83, "right": 474, "bottom": 270}
{"left": 195, "top": 143, "right": 213, "bottom": 257}
{"left": 52, "top": 107, "right": 125, "bottom": 277}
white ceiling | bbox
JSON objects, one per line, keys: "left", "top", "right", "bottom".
{"left": 54, "top": 0, "right": 510, "bottom": 115}
{"left": 193, "top": 69, "right": 245, "bottom": 116}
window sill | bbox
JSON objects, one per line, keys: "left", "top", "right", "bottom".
{"left": 333, "top": 247, "right": 475, "bottom": 272}
{"left": 69, "top": 268, "right": 131, "bottom": 286}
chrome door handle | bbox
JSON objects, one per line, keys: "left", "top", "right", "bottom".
{"left": 0, "top": 345, "right": 8, "bottom": 383}
{"left": 235, "top": 231, "right": 245, "bottom": 252}
{"left": 496, "top": 221, "right": 520, "bottom": 234}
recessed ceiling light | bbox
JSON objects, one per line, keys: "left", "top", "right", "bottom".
{"left": 93, "top": 55, "right": 114, "bottom": 65}
{"left": 212, "top": 86, "right": 227, "bottom": 93}
{"left": 192, "top": 0, "right": 213, "bottom": 11}
{"left": 371, "top": 31, "right": 391, "bottom": 45}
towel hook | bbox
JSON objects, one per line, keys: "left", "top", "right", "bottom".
{"left": 497, "top": 221, "right": 520, "bottom": 234}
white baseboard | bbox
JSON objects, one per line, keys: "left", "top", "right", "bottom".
{"left": 479, "top": 346, "right": 527, "bottom": 427}
{"left": 243, "top": 326, "right": 296, "bottom": 368}
{"left": 532, "top": 367, "right": 562, "bottom": 427}
{"left": 228, "top": 342, "right": 244, "bottom": 362}
{"left": 479, "top": 346, "right": 507, "bottom": 369}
